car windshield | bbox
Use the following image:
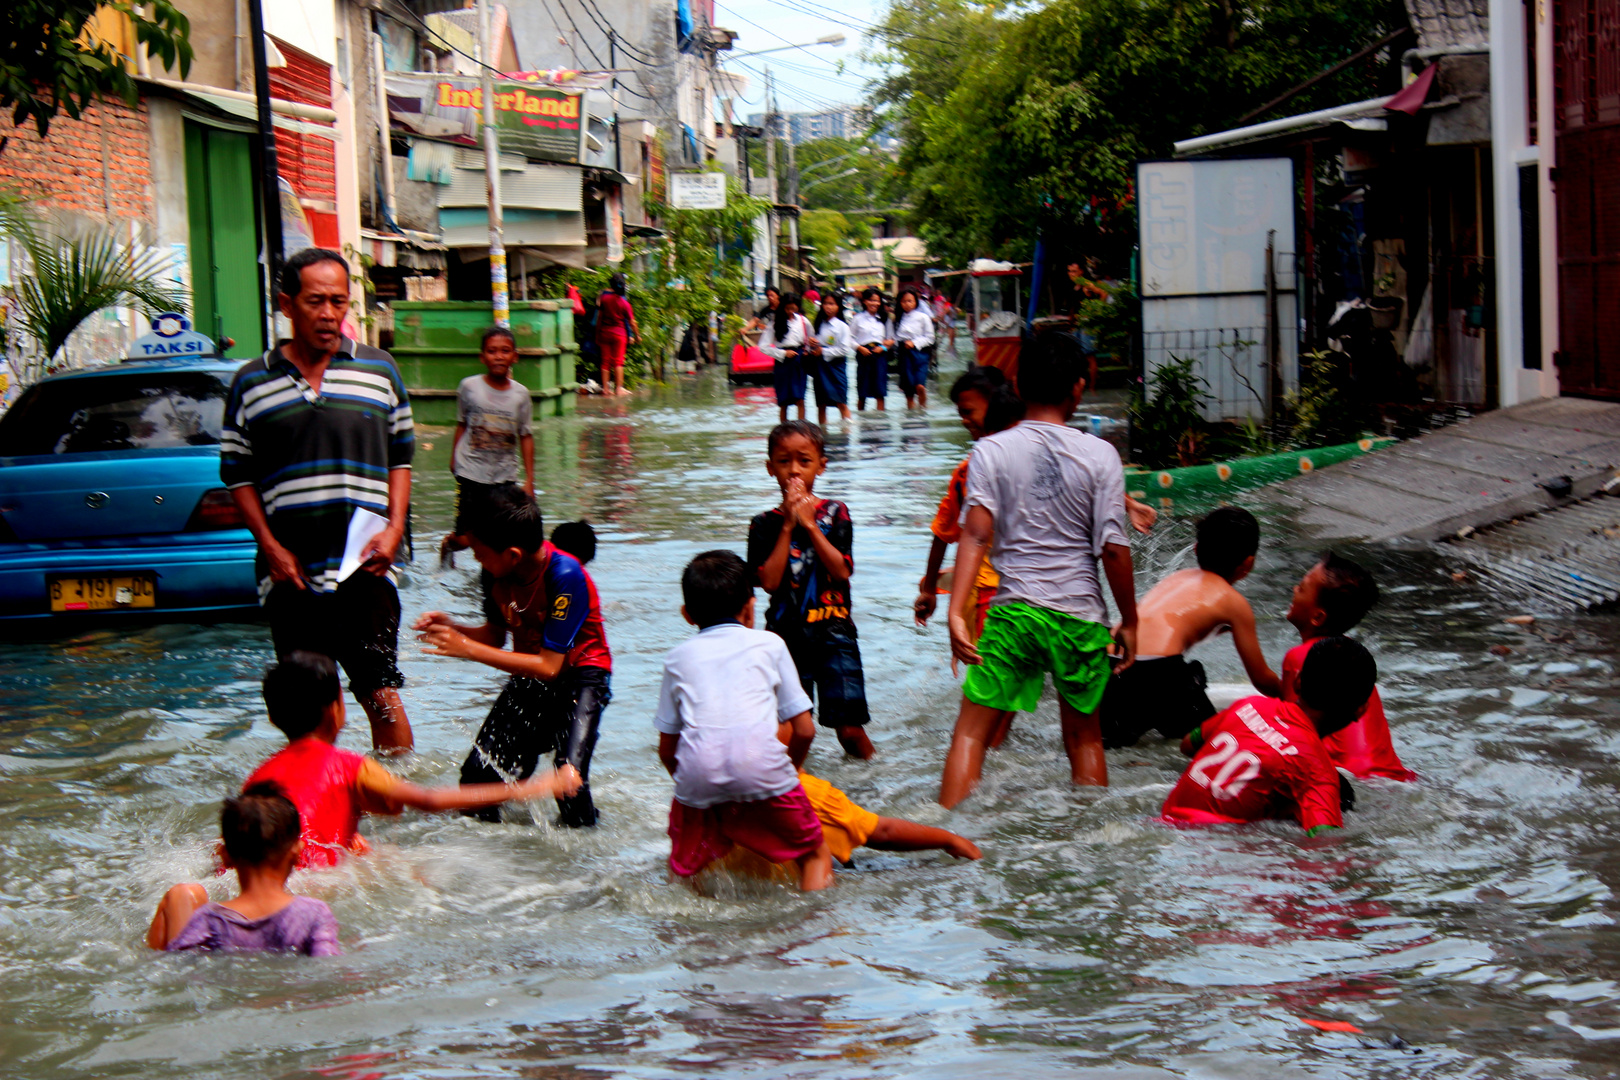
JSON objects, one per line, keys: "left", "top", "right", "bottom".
{"left": 0, "top": 370, "right": 230, "bottom": 456}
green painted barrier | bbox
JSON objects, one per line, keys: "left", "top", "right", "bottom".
{"left": 1125, "top": 436, "right": 1395, "bottom": 511}
{"left": 391, "top": 299, "right": 581, "bottom": 426}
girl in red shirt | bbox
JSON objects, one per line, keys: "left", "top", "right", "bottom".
{"left": 596, "top": 272, "right": 639, "bottom": 397}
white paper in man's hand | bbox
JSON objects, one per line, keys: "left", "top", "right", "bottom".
{"left": 337, "top": 508, "right": 391, "bottom": 582}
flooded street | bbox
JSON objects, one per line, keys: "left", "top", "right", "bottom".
{"left": 2, "top": 359, "right": 1619, "bottom": 1079}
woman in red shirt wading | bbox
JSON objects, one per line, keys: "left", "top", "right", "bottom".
{"left": 596, "top": 272, "right": 640, "bottom": 397}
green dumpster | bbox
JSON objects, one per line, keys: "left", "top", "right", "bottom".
{"left": 390, "top": 299, "right": 579, "bottom": 426}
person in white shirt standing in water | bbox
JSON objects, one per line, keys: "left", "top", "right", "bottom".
{"left": 808, "top": 293, "right": 853, "bottom": 427}
{"left": 894, "top": 287, "right": 935, "bottom": 409}
{"left": 849, "top": 288, "right": 893, "bottom": 412}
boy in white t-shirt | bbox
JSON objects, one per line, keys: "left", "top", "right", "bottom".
{"left": 938, "top": 332, "right": 1139, "bottom": 807}
{"left": 655, "top": 550, "right": 833, "bottom": 891}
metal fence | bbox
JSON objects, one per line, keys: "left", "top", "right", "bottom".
{"left": 1142, "top": 326, "right": 1293, "bottom": 421}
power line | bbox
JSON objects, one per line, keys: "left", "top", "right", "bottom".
{"left": 541, "top": 0, "right": 610, "bottom": 69}
{"left": 576, "top": 0, "right": 658, "bottom": 65}
{"left": 712, "top": 2, "right": 851, "bottom": 67}
{"left": 723, "top": 58, "right": 849, "bottom": 115}
{"left": 740, "top": 0, "right": 965, "bottom": 49}
{"left": 383, "top": 1, "right": 509, "bottom": 79}
{"left": 747, "top": 0, "right": 882, "bottom": 36}
{"left": 536, "top": 0, "right": 585, "bottom": 68}
{"left": 721, "top": 56, "right": 857, "bottom": 114}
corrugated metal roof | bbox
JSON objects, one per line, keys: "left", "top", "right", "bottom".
{"left": 1448, "top": 491, "right": 1620, "bottom": 611}
{"left": 1404, "top": 0, "right": 1489, "bottom": 49}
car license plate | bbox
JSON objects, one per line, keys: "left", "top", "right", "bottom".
{"left": 48, "top": 574, "right": 157, "bottom": 612}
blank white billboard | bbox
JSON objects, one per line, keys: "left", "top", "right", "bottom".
{"left": 1138, "top": 158, "right": 1297, "bottom": 421}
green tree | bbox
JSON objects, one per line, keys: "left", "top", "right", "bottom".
{"left": 2, "top": 1, "right": 193, "bottom": 136}
{"left": 564, "top": 174, "right": 770, "bottom": 383}
{"left": 798, "top": 209, "right": 870, "bottom": 278}
{"left": 870, "top": 0, "right": 1406, "bottom": 267}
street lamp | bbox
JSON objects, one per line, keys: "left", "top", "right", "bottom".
{"left": 727, "top": 34, "right": 847, "bottom": 60}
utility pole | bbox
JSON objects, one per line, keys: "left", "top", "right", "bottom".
{"left": 609, "top": 31, "right": 623, "bottom": 172}
{"left": 247, "top": 0, "right": 282, "bottom": 348}
{"left": 783, "top": 109, "right": 800, "bottom": 282}
{"left": 763, "top": 67, "right": 778, "bottom": 289}
{"left": 784, "top": 117, "right": 798, "bottom": 206}
{"left": 370, "top": 17, "right": 396, "bottom": 231}
{"left": 478, "top": 0, "right": 509, "bottom": 327}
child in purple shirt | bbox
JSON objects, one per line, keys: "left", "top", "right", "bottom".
{"left": 147, "top": 782, "right": 341, "bottom": 957}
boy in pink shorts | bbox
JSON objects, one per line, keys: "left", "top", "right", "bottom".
{"left": 655, "top": 550, "right": 833, "bottom": 891}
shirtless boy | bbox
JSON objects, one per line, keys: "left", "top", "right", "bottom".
{"left": 1099, "top": 506, "right": 1280, "bottom": 748}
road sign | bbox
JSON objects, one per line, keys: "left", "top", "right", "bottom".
{"left": 670, "top": 172, "right": 728, "bottom": 210}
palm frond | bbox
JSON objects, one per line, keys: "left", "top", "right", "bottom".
{"left": 11, "top": 226, "right": 189, "bottom": 362}
{"left": 0, "top": 184, "right": 40, "bottom": 243}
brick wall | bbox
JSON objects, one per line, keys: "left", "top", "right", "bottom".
{"left": 0, "top": 95, "right": 154, "bottom": 228}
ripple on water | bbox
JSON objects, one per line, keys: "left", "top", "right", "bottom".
{"left": 1, "top": 369, "right": 1619, "bottom": 1078}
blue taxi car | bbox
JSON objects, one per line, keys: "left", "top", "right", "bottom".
{"left": 0, "top": 356, "right": 259, "bottom": 620}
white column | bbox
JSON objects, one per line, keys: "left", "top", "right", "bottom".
{"left": 1490, "top": 0, "right": 1534, "bottom": 404}
{"left": 333, "top": 14, "right": 363, "bottom": 325}
{"left": 1535, "top": 0, "right": 1562, "bottom": 395}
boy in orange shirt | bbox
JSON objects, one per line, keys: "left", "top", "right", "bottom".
{"left": 915, "top": 366, "right": 1024, "bottom": 637}
{"left": 245, "top": 651, "right": 579, "bottom": 867}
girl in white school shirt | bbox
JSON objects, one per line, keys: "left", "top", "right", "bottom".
{"left": 849, "top": 288, "right": 893, "bottom": 412}
{"left": 893, "top": 287, "right": 935, "bottom": 409}
{"left": 808, "top": 293, "right": 854, "bottom": 426}
{"left": 758, "top": 293, "right": 813, "bottom": 424}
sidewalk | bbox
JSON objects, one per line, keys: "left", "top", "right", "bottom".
{"left": 1259, "top": 396, "right": 1620, "bottom": 543}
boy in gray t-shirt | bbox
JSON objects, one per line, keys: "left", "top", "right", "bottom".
{"left": 442, "top": 327, "right": 534, "bottom": 561}
{"left": 937, "top": 333, "right": 1139, "bottom": 807}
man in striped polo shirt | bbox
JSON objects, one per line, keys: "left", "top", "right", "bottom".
{"left": 222, "top": 248, "right": 416, "bottom": 753}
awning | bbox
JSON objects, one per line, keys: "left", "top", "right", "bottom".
{"left": 169, "top": 86, "right": 338, "bottom": 140}
{"left": 437, "top": 158, "right": 583, "bottom": 212}
{"left": 440, "top": 209, "right": 585, "bottom": 248}
{"left": 1174, "top": 97, "right": 1390, "bottom": 156}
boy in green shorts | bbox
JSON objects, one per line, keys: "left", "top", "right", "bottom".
{"left": 938, "top": 332, "right": 1138, "bottom": 807}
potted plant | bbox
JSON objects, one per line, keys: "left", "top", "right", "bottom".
{"left": 1368, "top": 272, "right": 1403, "bottom": 330}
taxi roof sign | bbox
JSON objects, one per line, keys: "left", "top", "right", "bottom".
{"left": 127, "top": 312, "right": 217, "bottom": 360}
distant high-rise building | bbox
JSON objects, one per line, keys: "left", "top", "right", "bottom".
{"left": 745, "top": 107, "right": 860, "bottom": 145}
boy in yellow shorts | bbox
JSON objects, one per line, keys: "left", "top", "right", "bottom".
{"left": 723, "top": 772, "right": 981, "bottom": 877}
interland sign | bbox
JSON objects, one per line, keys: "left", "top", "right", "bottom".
{"left": 390, "top": 73, "right": 588, "bottom": 164}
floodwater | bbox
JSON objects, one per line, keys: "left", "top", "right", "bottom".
{"left": 3, "top": 357, "right": 1619, "bottom": 1079}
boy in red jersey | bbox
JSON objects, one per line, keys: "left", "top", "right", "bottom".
{"left": 415, "top": 487, "right": 614, "bottom": 826}
{"left": 1282, "top": 552, "right": 1415, "bottom": 781}
{"left": 245, "top": 652, "right": 579, "bottom": 867}
{"left": 1162, "top": 637, "right": 1376, "bottom": 836}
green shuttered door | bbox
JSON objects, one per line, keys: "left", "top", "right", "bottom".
{"left": 184, "top": 121, "right": 265, "bottom": 358}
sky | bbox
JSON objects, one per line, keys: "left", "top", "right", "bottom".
{"left": 710, "top": 0, "right": 888, "bottom": 117}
